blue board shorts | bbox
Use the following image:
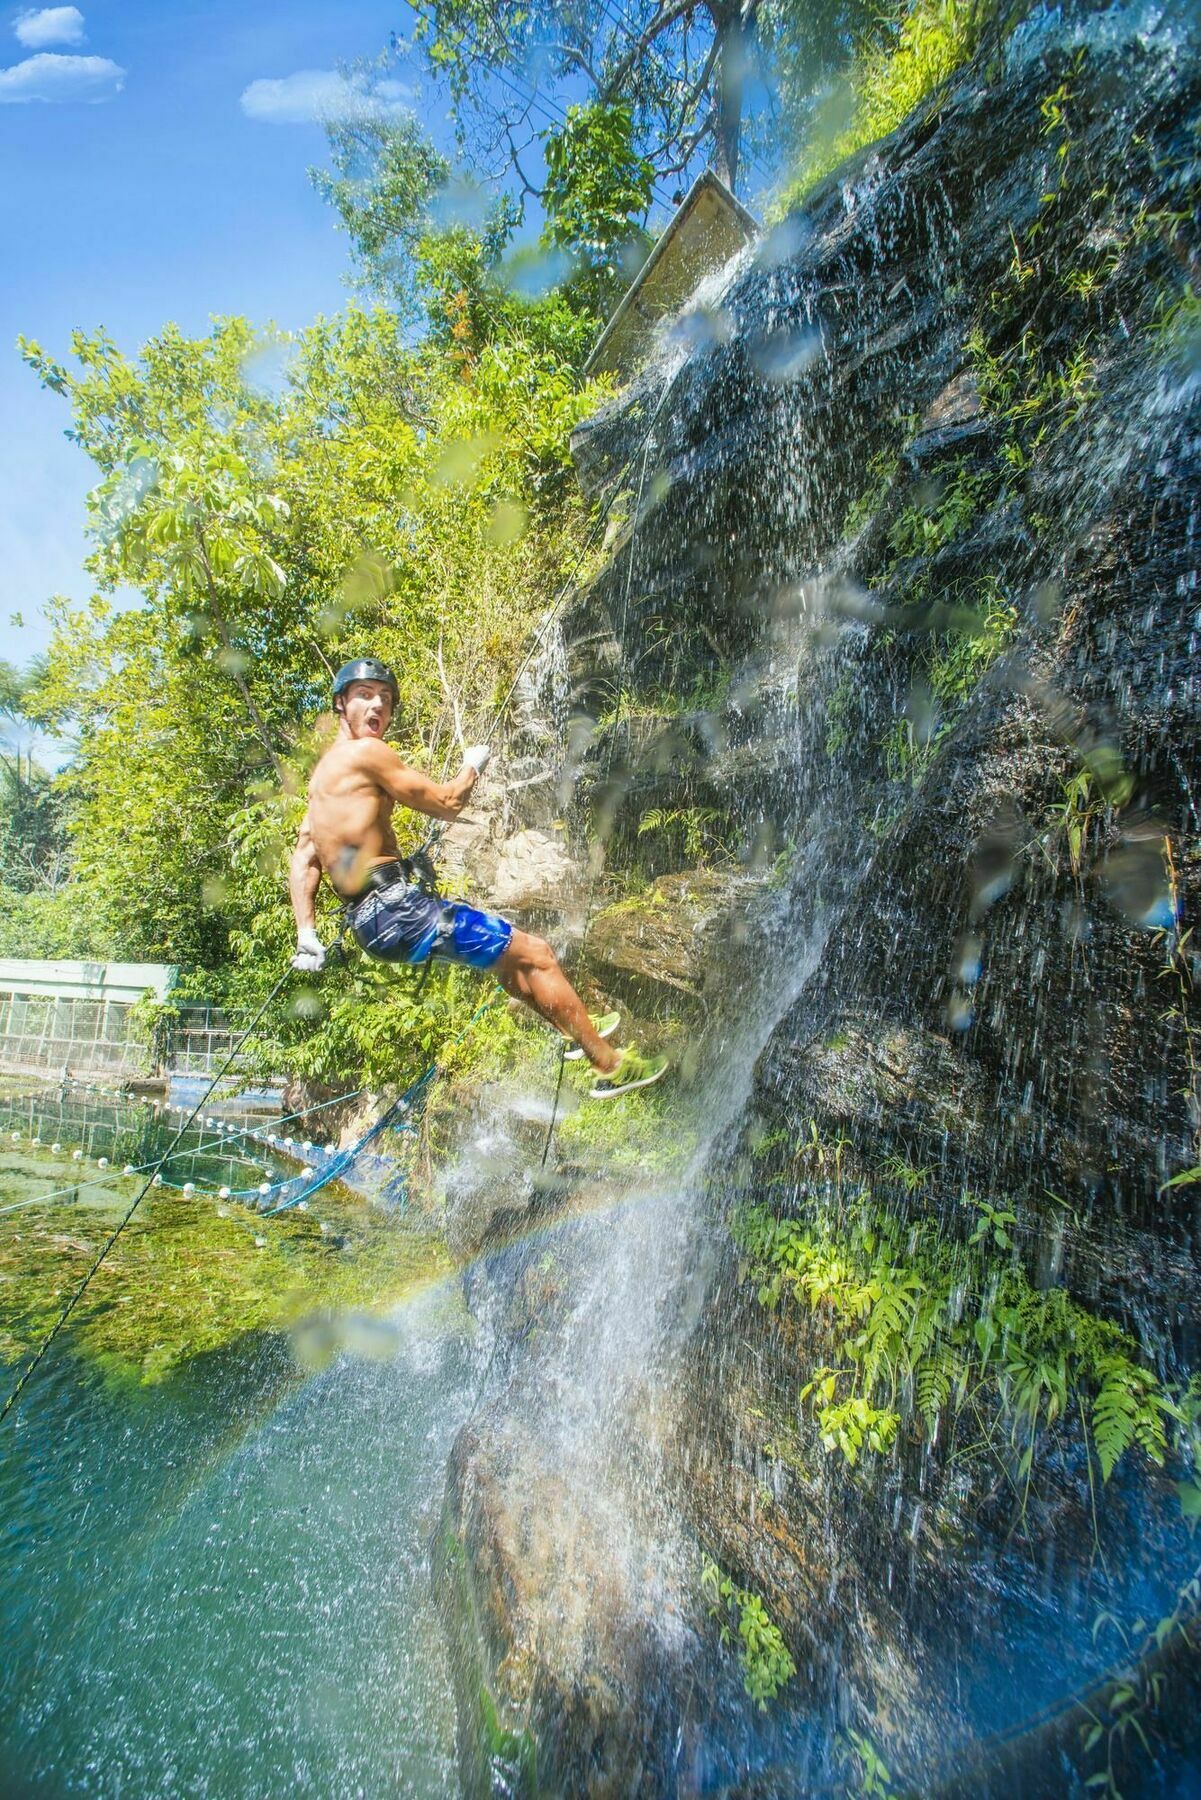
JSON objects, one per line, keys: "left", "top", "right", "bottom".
{"left": 350, "top": 879, "right": 513, "bottom": 972}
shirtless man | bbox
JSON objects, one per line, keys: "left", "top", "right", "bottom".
{"left": 288, "top": 658, "right": 668, "bottom": 1100}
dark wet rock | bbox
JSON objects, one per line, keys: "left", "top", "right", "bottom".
{"left": 447, "top": 11, "right": 1201, "bottom": 1795}
{"left": 436, "top": 1415, "right": 693, "bottom": 1800}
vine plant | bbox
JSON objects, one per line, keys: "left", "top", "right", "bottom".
{"left": 700, "top": 1555, "right": 797, "bottom": 1710}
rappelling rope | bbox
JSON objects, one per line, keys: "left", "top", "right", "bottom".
{"left": 0, "top": 964, "right": 294, "bottom": 1426}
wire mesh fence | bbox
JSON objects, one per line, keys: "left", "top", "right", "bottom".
{"left": 0, "top": 996, "right": 280, "bottom": 1083}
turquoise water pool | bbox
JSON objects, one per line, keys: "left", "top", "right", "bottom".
{"left": 0, "top": 1084, "right": 472, "bottom": 1795}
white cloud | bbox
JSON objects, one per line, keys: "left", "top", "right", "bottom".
{"left": 0, "top": 50, "right": 122, "bottom": 102}
{"left": 14, "top": 6, "right": 86, "bottom": 49}
{"left": 240, "top": 67, "right": 409, "bottom": 125}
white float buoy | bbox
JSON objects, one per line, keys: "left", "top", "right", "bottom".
{"left": 123, "top": 1164, "right": 135, "bottom": 1175}
{"left": 297, "top": 1200, "right": 309, "bottom": 1212}
{"left": 73, "top": 1148, "right": 84, "bottom": 1161}
{"left": 254, "top": 1236, "right": 266, "bottom": 1249}
{"left": 97, "top": 1156, "right": 108, "bottom": 1168}
{"left": 301, "top": 1168, "right": 313, "bottom": 1180}
{"left": 218, "top": 1186, "right": 231, "bottom": 1199}
{"left": 31, "top": 1137, "right": 41, "bottom": 1148}
{"left": 152, "top": 1174, "right": 163, "bottom": 1187}
{"left": 183, "top": 1182, "right": 195, "bottom": 1196}
{"left": 10, "top": 1131, "right": 19, "bottom": 1141}
{"left": 51, "top": 1142, "right": 62, "bottom": 1153}
{"left": 259, "top": 1182, "right": 271, "bottom": 1195}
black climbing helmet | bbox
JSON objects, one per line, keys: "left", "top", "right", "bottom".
{"left": 332, "top": 658, "right": 399, "bottom": 710}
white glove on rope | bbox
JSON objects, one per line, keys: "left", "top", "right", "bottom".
{"left": 292, "top": 928, "right": 326, "bottom": 974}
{"left": 463, "top": 743, "right": 491, "bottom": 775}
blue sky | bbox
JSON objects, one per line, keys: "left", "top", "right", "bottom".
{"left": 0, "top": 0, "right": 438, "bottom": 678}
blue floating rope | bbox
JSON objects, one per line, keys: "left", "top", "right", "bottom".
{"left": 261, "top": 994, "right": 500, "bottom": 1218}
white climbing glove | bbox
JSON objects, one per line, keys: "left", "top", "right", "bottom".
{"left": 292, "top": 928, "right": 326, "bottom": 974}
{"left": 463, "top": 744, "right": 491, "bottom": 775}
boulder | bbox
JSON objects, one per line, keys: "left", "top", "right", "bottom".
{"left": 587, "top": 868, "right": 752, "bottom": 996}
{"left": 487, "top": 828, "right": 583, "bottom": 914}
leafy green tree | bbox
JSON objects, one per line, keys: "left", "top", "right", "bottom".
{"left": 411, "top": 0, "right": 764, "bottom": 195}
{"left": 18, "top": 299, "right": 598, "bottom": 1035}
{"left": 309, "top": 102, "right": 452, "bottom": 310}
{"left": 541, "top": 101, "right": 654, "bottom": 307}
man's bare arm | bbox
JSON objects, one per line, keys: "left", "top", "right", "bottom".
{"left": 289, "top": 813, "right": 323, "bottom": 930}
{"left": 358, "top": 740, "right": 479, "bottom": 821}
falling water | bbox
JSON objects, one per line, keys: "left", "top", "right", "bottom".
{"left": 440, "top": 1, "right": 1201, "bottom": 1791}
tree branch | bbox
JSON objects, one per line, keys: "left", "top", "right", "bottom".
{"left": 602, "top": 0, "right": 701, "bottom": 100}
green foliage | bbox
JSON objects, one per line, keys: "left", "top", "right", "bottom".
{"left": 18, "top": 300, "right": 600, "bottom": 1041}
{"left": 701, "top": 1555, "right": 797, "bottom": 1709}
{"left": 881, "top": 715, "right": 950, "bottom": 788}
{"left": 880, "top": 1151, "right": 930, "bottom": 1194}
{"left": 967, "top": 1193, "right": 1016, "bottom": 1249}
{"left": 638, "top": 805, "right": 728, "bottom": 866}
{"left": 926, "top": 584, "right": 1017, "bottom": 705}
{"left": 887, "top": 466, "right": 988, "bottom": 560}
{"left": 877, "top": 575, "right": 1016, "bottom": 790}
{"left": 0, "top": 1170, "right": 452, "bottom": 1383}
{"left": 779, "top": 0, "right": 1010, "bottom": 209}
{"left": 1043, "top": 750, "right": 1133, "bottom": 881}
{"left": 409, "top": 0, "right": 778, "bottom": 201}
{"left": 542, "top": 102, "right": 653, "bottom": 305}
{"left": 843, "top": 1728, "right": 895, "bottom": 1797}
{"left": 554, "top": 1065, "right": 692, "bottom": 1176}
{"left": 731, "top": 1198, "right": 1178, "bottom": 1487}
{"left": 309, "top": 92, "right": 452, "bottom": 310}
{"left": 842, "top": 449, "right": 900, "bottom": 538}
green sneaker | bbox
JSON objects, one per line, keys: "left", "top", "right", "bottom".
{"left": 564, "top": 1011, "right": 622, "bottom": 1061}
{"left": 589, "top": 1045, "right": 669, "bottom": 1101}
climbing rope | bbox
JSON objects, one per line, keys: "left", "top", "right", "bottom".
{"left": 0, "top": 964, "right": 295, "bottom": 1427}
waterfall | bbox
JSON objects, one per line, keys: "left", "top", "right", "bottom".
{"left": 438, "top": 1, "right": 1201, "bottom": 1791}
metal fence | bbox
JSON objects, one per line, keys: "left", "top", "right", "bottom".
{"left": 169, "top": 1004, "right": 242, "bottom": 1077}
{"left": 0, "top": 992, "right": 146, "bottom": 1079}
{"left": 0, "top": 996, "right": 279, "bottom": 1084}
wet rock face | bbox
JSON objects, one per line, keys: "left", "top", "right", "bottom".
{"left": 587, "top": 869, "right": 753, "bottom": 998}
{"left": 486, "top": 829, "right": 582, "bottom": 916}
{"left": 437, "top": 1418, "right": 691, "bottom": 1800}
{"left": 445, "top": 10, "right": 1201, "bottom": 1795}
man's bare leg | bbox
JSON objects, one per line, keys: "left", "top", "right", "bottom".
{"left": 495, "top": 930, "right": 620, "bottom": 1073}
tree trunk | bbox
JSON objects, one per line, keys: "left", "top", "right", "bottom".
{"left": 710, "top": 1, "right": 753, "bottom": 193}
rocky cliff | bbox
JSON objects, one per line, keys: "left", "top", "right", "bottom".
{"left": 435, "top": 5, "right": 1201, "bottom": 1793}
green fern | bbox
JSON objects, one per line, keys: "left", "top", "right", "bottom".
{"left": 730, "top": 1198, "right": 1179, "bottom": 1486}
